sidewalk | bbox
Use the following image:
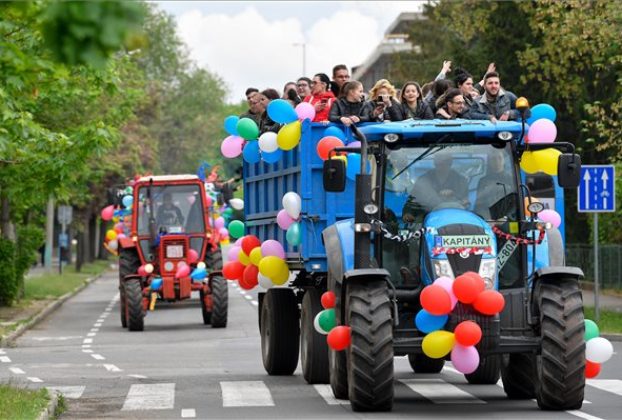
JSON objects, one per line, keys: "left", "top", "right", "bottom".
{"left": 582, "top": 289, "right": 622, "bottom": 313}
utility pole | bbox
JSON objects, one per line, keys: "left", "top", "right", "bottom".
{"left": 44, "top": 196, "right": 54, "bottom": 270}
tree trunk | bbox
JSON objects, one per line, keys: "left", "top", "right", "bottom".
{"left": 1, "top": 195, "right": 15, "bottom": 241}
{"left": 88, "top": 213, "right": 96, "bottom": 263}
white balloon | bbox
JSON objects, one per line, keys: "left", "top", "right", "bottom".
{"left": 229, "top": 198, "right": 244, "bottom": 210}
{"left": 314, "top": 312, "right": 329, "bottom": 335}
{"left": 197, "top": 262, "right": 206, "bottom": 269}
{"left": 282, "top": 191, "right": 301, "bottom": 219}
{"left": 108, "top": 240, "right": 118, "bottom": 250}
{"left": 586, "top": 337, "right": 614, "bottom": 363}
{"left": 258, "top": 273, "right": 274, "bottom": 290}
{"left": 258, "top": 131, "right": 278, "bottom": 153}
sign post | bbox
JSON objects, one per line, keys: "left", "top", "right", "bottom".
{"left": 578, "top": 165, "right": 616, "bottom": 321}
{"left": 57, "top": 205, "right": 73, "bottom": 275}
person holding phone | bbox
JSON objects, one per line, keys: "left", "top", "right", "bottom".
{"left": 328, "top": 80, "right": 370, "bottom": 126}
{"left": 366, "top": 79, "right": 401, "bottom": 122}
{"left": 302, "top": 73, "right": 336, "bottom": 122}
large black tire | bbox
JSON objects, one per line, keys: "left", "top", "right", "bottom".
{"left": 301, "top": 289, "right": 329, "bottom": 384}
{"left": 408, "top": 354, "right": 444, "bottom": 374}
{"left": 205, "top": 246, "right": 223, "bottom": 270}
{"left": 346, "top": 280, "right": 394, "bottom": 412}
{"left": 210, "top": 276, "right": 228, "bottom": 328}
{"left": 261, "top": 289, "right": 300, "bottom": 375}
{"left": 126, "top": 279, "right": 144, "bottom": 332}
{"left": 501, "top": 353, "right": 536, "bottom": 399}
{"left": 535, "top": 279, "right": 585, "bottom": 410}
{"left": 465, "top": 355, "right": 501, "bottom": 384}
{"left": 200, "top": 289, "right": 211, "bottom": 325}
{"left": 119, "top": 249, "right": 140, "bottom": 328}
{"left": 329, "top": 348, "right": 349, "bottom": 399}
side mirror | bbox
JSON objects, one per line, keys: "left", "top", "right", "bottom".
{"left": 558, "top": 153, "right": 581, "bottom": 188}
{"left": 323, "top": 158, "right": 346, "bottom": 192}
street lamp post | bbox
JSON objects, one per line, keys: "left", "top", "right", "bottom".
{"left": 293, "top": 42, "right": 306, "bottom": 75}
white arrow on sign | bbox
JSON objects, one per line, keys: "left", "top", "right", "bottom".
{"left": 601, "top": 170, "right": 609, "bottom": 209}
{"left": 583, "top": 170, "right": 591, "bottom": 209}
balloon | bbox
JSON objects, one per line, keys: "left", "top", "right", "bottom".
{"left": 327, "top": 326, "right": 351, "bottom": 351}
{"left": 117, "top": 233, "right": 127, "bottom": 240}
{"left": 238, "top": 250, "right": 250, "bottom": 266}
{"left": 527, "top": 119, "right": 557, "bottom": 144}
{"left": 585, "top": 360, "right": 601, "bottom": 379}
{"left": 151, "top": 277, "right": 162, "bottom": 291}
{"left": 527, "top": 103, "right": 557, "bottom": 125}
{"left": 314, "top": 312, "right": 329, "bottom": 335}
{"left": 321, "top": 291, "right": 336, "bottom": 309}
{"left": 450, "top": 344, "right": 480, "bottom": 374}
{"left": 584, "top": 319, "right": 600, "bottom": 341}
{"left": 258, "top": 273, "right": 274, "bottom": 289}
{"left": 522, "top": 148, "right": 561, "bottom": 175}
{"left": 227, "top": 245, "right": 241, "bottom": 262}
{"left": 188, "top": 249, "right": 199, "bottom": 264}
{"left": 214, "top": 217, "right": 225, "bottom": 230}
{"left": 318, "top": 308, "right": 336, "bottom": 332}
{"left": 242, "top": 264, "right": 259, "bottom": 289}
{"left": 243, "top": 140, "right": 261, "bottom": 164}
{"left": 317, "top": 136, "right": 345, "bottom": 161}
{"left": 105, "top": 229, "right": 117, "bottom": 241}
{"left": 346, "top": 140, "right": 361, "bottom": 149}
{"left": 473, "top": 290, "right": 506, "bottom": 315}
{"left": 267, "top": 99, "right": 298, "bottom": 124}
{"left": 433, "top": 276, "right": 458, "bottom": 310}
{"left": 420, "top": 285, "right": 452, "bottom": 316}
{"left": 346, "top": 153, "right": 371, "bottom": 181}
{"left": 229, "top": 198, "right": 244, "bottom": 210}
{"left": 271, "top": 263, "right": 290, "bottom": 285}
{"left": 223, "top": 261, "right": 245, "bottom": 280}
{"left": 258, "top": 131, "right": 279, "bottom": 153}
{"left": 205, "top": 195, "right": 213, "bottom": 207}
{"left": 144, "top": 263, "right": 154, "bottom": 274}
{"left": 220, "top": 135, "right": 245, "bottom": 158}
{"left": 282, "top": 191, "right": 302, "bottom": 219}
{"left": 190, "top": 267, "right": 207, "bottom": 280}
{"left": 197, "top": 262, "right": 206, "bottom": 269}
{"left": 228, "top": 220, "right": 245, "bottom": 239}
{"left": 107, "top": 239, "right": 118, "bottom": 251}
{"left": 454, "top": 321, "right": 482, "bottom": 347}
{"left": 219, "top": 227, "right": 229, "bottom": 239}
{"left": 519, "top": 151, "right": 540, "bottom": 174}
{"left": 453, "top": 272, "right": 485, "bottom": 304}
{"left": 538, "top": 209, "right": 561, "bottom": 228}
{"left": 286, "top": 222, "right": 301, "bottom": 246}
{"left": 176, "top": 263, "right": 190, "bottom": 278}
{"left": 262, "top": 149, "right": 283, "bottom": 164}
{"left": 415, "top": 309, "right": 448, "bottom": 334}
{"left": 236, "top": 118, "right": 259, "bottom": 140}
{"left": 249, "top": 247, "right": 263, "bottom": 266}
{"left": 101, "top": 205, "right": 115, "bottom": 221}
{"left": 137, "top": 265, "right": 148, "bottom": 276}
{"left": 224, "top": 115, "right": 239, "bottom": 135}
{"left": 258, "top": 256, "right": 287, "bottom": 279}
{"left": 323, "top": 126, "right": 346, "bottom": 141}
{"left": 122, "top": 195, "right": 133, "bottom": 208}
{"left": 114, "top": 222, "right": 125, "bottom": 233}
{"left": 276, "top": 209, "right": 295, "bottom": 230}
{"left": 295, "top": 102, "right": 316, "bottom": 121}
{"left": 586, "top": 337, "right": 614, "bottom": 363}
{"left": 422, "top": 330, "right": 455, "bottom": 359}
{"left": 277, "top": 120, "right": 302, "bottom": 150}
{"left": 241, "top": 235, "right": 261, "bottom": 256}
{"left": 260, "top": 239, "right": 286, "bottom": 259}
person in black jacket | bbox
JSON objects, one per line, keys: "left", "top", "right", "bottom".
{"left": 367, "top": 79, "right": 402, "bottom": 122}
{"left": 328, "top": 81, "right": 370, "bottom": 126}
{"left": 397, "top": 81, "right": 434, "bottom": 120}
{"left": 258, "top": 88, "right": 282, "bottom": 134}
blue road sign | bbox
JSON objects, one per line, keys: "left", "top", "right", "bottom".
{"left": 578, "top": 165, "right": 615, "bottom": 212}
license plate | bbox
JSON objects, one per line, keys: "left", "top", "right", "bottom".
{"left": 435, "top": 235, "right": 491, "bottom": 248}
{"left": 166, "top": 245, "right": 184, "bottom": 258}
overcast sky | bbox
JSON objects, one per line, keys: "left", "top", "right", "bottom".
{"left": 155, "top": 1, "right": 424, "bottom": 103}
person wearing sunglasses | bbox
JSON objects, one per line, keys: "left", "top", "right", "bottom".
{"left": 435, "top": 88, "right": 468, "bottom": 120}
{"left": 302, "top": 73, "right": 336, "bottom": 122}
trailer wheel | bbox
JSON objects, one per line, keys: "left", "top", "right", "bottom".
{"left": 126, "top": 279, "right": 144, "bottom": 332}
{"left": 501, "top": 353, "right": 536, "bottom": 399}
{"left": 535, "top": 279, "right": 585, "bottom": 410}
{"left": 301, "top": 289, "right": 329, "bottom": 384}
{"left": 408, "top": 354, "right": 444, "bottom": 374}
{"left": 199, "top": 289, "right": 211, "bottom": 325}
{"left": 261, "top": 289, "right": 300, "bottom": 375}
{"left": 346, "top": 280, "right": 394, "bottom": 412}
{"left": 119, "top": 249, "right": 140, "bottom": 328}
{"left": 465, "top": 355, "right": 501, "bottom": 384}
{"left": 210, "top": 276, "right": 228, "bottom": 328}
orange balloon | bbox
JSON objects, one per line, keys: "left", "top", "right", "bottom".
{"left": 453, "top": 272, "right": 485, "bottom": 304}
{"left": 473, "top": 290, "right": 505, "bottom": 315}
{"left": 327, "top": 326, "right": 351, "bottom": 351}
{"left": 454, "top": 320, "right": 482, "bottom": 346}
{"left": 585, "top": 360, "right": 601, "bottom": 379}
{"left": 317, "top": 136, "right": 345, "bottom": 161}
{"left": 420, "top": 285, "right": 452, "bottom": 316}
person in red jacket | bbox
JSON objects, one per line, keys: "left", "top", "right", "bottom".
{"left": 303, "top": 73, "right": 336, "bottom": 122}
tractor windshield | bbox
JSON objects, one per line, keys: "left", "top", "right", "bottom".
{"left": 137, "top": 184, "right": 205, "bottom": 235}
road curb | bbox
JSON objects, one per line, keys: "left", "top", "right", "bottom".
{"left": 601, "top": 333, "right": 622, "bottom": 342}
{"left": 38, "top": 389, "right": 59, "bottom": 420}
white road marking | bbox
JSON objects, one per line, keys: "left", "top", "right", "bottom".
{"left": 313, "top": 384, "right": 350, "bottom": 405}
{"left": 9, "top": 367, "right": 25, "bottom": 374}
{"left": 97, "top": 319, "right": 105, "bottom": 323}
{"left": 250, "top": 301, "right": 258, "bottom": 306}
{"left": 566, "top": 410, "right": 605, "bottom": 420}
{"left": 90, "top": 328, "right": 99, "bottom": 333}
{"left": 101, "top": 313, "right": 109, "bottom": 318}
{"left": 82, "top": 349, "right": 93, "bottom": 353}
{"left": 400, "top": 379, "right": 485, "bottom": 404}
{"left": 220, "top": 381, "right": 274, "bottom": 407}
{"left": 91, "top": 354, "right": 105, "bottom": 360}
{"left": 31, "top": 336, "right": 82, "bottom": 341}
{"left": 244, "top": 295, "right": 253, "bottom": 300}
{"left": 122, "top": 383, "right": 175, "bottom": 410}
{"left": 94, "top": 323, "right": 102, "bottom": 327}
{"left": 27, "top": 377, "right": 43, "bottom": 383}
{"left": 103, "top": 308, "right": 111, "bottom": 313}
{"left": 83, "top": 338, "right": 93, "bottom": 344}
{"left": 48, "top": 386, "right": 85, "bottom": 399}
{"left": 0, "top": 356, "right": 11, "bottom": 363}
{"left": 104, "top": 364, "right": 122, "bottom": 372}
{"left": 82, "top": 344, "right": 91, "bottom": 348}
{"left": 87, "top": 333, "right": 96, "bottom": 337}
{"left": 442, "top": 365, "right": 462, "bottom": 376}
{"left": 587, "top": 379, "right": 622, "bottom": 397}
{"left": 239, "top": 291, "right": 247, "bottom": 295}
{"left": 181, "top": 408, "right": 196, "bottom": 418}
{"left": 0, "top": 349, "right": 5, "bottom": 354}
{"left": 127, "top": 374, "right": 148, "bottom": 379}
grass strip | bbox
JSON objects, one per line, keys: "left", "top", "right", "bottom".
{"left": 584, "top": 306, "right": 622, "bottom": 334}
{"left": 25, "top": 260, "right": 111, "bottom": 300}
{"left": 0, "top": 384, "right": 49, "bottom": 420}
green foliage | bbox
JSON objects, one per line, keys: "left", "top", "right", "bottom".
{"left": 15, "top": 225, "right": 44, "bottom": 297}
{"left": 0, "top": 238, "right": 17, "bottom": 305}
{"left": 584, "top": 306, "right": 622, "bottom": 334}
{"left": 0, "top": 384, "right": 49, "bottom": 420}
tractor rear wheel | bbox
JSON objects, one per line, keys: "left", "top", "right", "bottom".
{"left": 200, "top": 289, "right": 211, "bottom": 325}
{"left": 535, "top": 279, "right": 585, "bottom": 410}
{"left": 501, "top": 353, "right": 536, "bottom": 399}
{"left": 408, "top": 354, "right": 444, "bottom": 374}
{"left": 261, "top": 289, "right": 300, "bottom": 375}
{"left": 465, "top": 355, "right": 501, "bottom": 384}
{"left": 210, "top": 276, "right": 228, "bottom": 328}
{"left": 126, "top": 279, "right": 144, "bottom": 332}
{"left": 346, "top": 280, "right": 394, "bottom": 412}
{"left": 119, "top": 249, "right": 140, "bottom": 328}
{"left": 301, "top": 289, "right": 329, "bottom": 384}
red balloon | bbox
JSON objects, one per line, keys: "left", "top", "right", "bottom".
{"left": 241, "top": 235, "right": 261, "bottom": 256}
{"left": 473, "top": 290, "right": 505, "bottom": 315}
{"left": 188, "top": 249, "right": 199, "bottom": 264}
{"left": 240, "top": 265, "right": 259, "bottom": 290}
{"left": 453, "top": 272, "right": 485, "bottom": 304}
{"left": 223, "top": 261, "right": 245, "bottom": 280}
{"left": 137, "top": 265, "right": 147, "bottom": 276}
{"left": 454, "top": 320, "right": 482, "bottom": 346}
{"left": 317, "top": 136, "right": 345, "bottom": 161}
{"left": 420, "top": 285, "right": 452, "bottom": 316}
{"left": 585, "top": 360, "right": 601, "bottom": 379}
{"left": 327, "top": 326, "right": 351, "bottom": 351}
{"left": 321, "top": 291, "right": 336, "bottom": 309}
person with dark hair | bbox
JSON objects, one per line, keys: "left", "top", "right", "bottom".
{"left": 156, "top": 192, "right": 184, "bottom": 229}
{"left": 258, "top": 88, "right": 282, "bottom": 133}
{"left": 239, "top": 88, "right": 261, "bottom": 124}
{"left": 328, "top": 80, "right": 370, "bottom": 126}
{"left": 331, "top": 64, "right": 350, "bottom": 96}
{"left": 396, "top": 81, "right": 434, "bottom": 120}
{"left": 303, "top": 73, "right": 336, "bottom": 122}
{"left": 245, "top": 87, "right": 259, "bottom": 97}
{"left": 435, "top": 88, "right": 467, "bottom": 120}
{"left": 296, "top": 77, "right": 312, "bottom": 101}
{"left": 425, "top": 79, "right": 451, "bottom": 114}
{"left": 453, "top": 68, "right": 479, "bottom": 108}
{"left": 470, "top": 71, "right": 522, "bottom": 121}
{"left": 282, "top": 81, "right": 301, "bottom": 106}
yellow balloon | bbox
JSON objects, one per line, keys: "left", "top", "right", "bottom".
{"left": 105, "top": 229, "right": 117, "bottom": 241}
{"left": 249, "top": 247, "right": 263, "bottom": 266}
{"left": 422, "top": 330, "right": 455, "bottom": 359}
{"left": 258, "top": 256, "right": 286, "bottom": 279}
{"left": 520, "top": 151, "right": 539, "bottom": 174}
{"left": 238, "top": 250, "right": 251, "bottom": 266}
{"left": 277, "top": 121, "right": 302, "bottom": 150}
{"left": 112, "top": 216, "right": 120, "bottom": 223}
{"left": 534, "top": 148, "right": 561, "bottom": 175}
{"left": 271, "top": 264, "right": 290, "bottom": 285}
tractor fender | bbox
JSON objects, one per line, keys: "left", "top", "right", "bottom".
{"left": 322, "top": 225, "right": 344, "bottom": 291}
{"left": 545, "top": 226, "right": 565, "bottom": 266}
{"left": 118, "top": 236, "right": 135, "bottom": 249}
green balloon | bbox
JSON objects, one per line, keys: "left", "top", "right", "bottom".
{"left": 318, "top": 309, "right": 336, "bottom": 333}
{"left": 223, "top": 208, "right": 233, "bottom": 216}
{"left": 236, "top": 118, "right": 259, "bottom": 140}
{"left": 585, "top": 319, "right": 600, "bottom": 341}
{"left": 286, "top": 222, "right": 301, "bottom": 246}
{"left": 228, "top": 220, "right": 245, "bottom": 239}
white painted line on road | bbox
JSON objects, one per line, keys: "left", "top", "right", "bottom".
{"left": 567, "top": 410, "right": 605, "bottom": 420}
{"left": 442, "top": 365, "right": 462, "bottom": 376}
{"left": 91, "top": 354, "right": 105, "bottom": 360}
{"left": 90, "top": 328, "right": 99, "bottom": 333}
{"left": 101, "top": 313, "right": 109, "bottom": 318}
{"left": 0, "top": 349, "right": 5, "bottom": 354}
{"left": 122, "top": 383, "right": 175, "bottom": 410}
{"left": 82, "top": 349, "right": 93, "bottom": 353}
{"left": 400, "top": 379, "right": 486, "bottom": 404}
{"left": 82, "top": 344, "right": 91, "bottom": 348}
{"left": 83, "top": 338, "right": 93, "bottom": 344}
{"left": 48, "top": 386, "right": 85, "bottom": 399}
{"left": 250, "top": 301, "right": 258, "bottom": 306}
{"left": 97, "top": 319, "right": 105, "bottom": 323}
{"left": 94, "top": 323, "right": 102, "bottom": 327}
{"left": 0, "top": 356, "right": 11, "bottom": 363}
{"left": 220, "top": 381, "right": 275, "bottom": 407}
{"left": 587, "top": 379, "right": 622, "bottom": 397}
{"left": 9, "top": 367, "right": 25, "bottom": 374}
{"left": 181, "top": 408, "right": 196, "bottom": 418}
{"left": 31, "top": 336, "right": 82, "bottom": 341}
{"left": 87, "top": 333, "right": 96, "bottom": 337}
{"left": 244, "top": 295, "right": 253, "bottom": 300}
{"left": 313, "top": 384, "right": 350, "bottom": 405}
{"left": 239, "top": 291, "right": 247, "bottom": 295}
{"left": 104, "top": 364, "right": 122, "bottom": 372}
{"left": 27, "top": 377, "right": 43, "bottom": 383}
{"left": 127, "top": 374, "right": 148, "bottom": 379}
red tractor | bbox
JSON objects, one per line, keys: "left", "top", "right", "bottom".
{"left": 117, "top": 175, "right": 227, "bottom": 331}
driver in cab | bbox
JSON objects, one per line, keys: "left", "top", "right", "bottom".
{"left": 156, "top": 193, "right": 184, "bottom": 230}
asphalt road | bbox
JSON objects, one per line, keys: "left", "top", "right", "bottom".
{"left": 1, "top": 271, "right": 621, "bottom": 419}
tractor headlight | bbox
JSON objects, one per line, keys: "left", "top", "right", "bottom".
{"left": 363, "top": 204, "right": 378, "bottom": 215}
{"left": 384, "top": 133, "right": 400, "bottom": 143}
{"left": 479, "top": 259, "right": 496, "bottom": 289}
{"left": 497, "top": 131, "right": 513, "bottom": 141}
{"left": 433, "top": 259, "right": 454, "bottom": 279}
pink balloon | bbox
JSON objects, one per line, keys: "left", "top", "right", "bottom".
{"left": 295, "top": 102, "right": 316, "bottom": 121}
{"left": 260, "top": 240, "right": 286, "bottom": 259}
{"left": 234, "top": 237, "right": 243, "bottom": 246}
{"left": 346, "top": 141, "right": 361, "bottom": 149}
{"left": 277, "top": 209, "right": 295, "bottom": 230}
{"left": 176, "top": 263, "right": 191, "bottom": 278}
{"left": 101, "top": 205, "right": 114, "bottom": 221}
{"left": 228, "top": 245, "right": 241, "bottom": 262}
{"left": 450, "top": 344, "right": 480, "bottom": 374}
{"left": 433, "top": 276, "right": 458, "bottom": 310}
{"left": 117, "top": 233, "right": 127, "bottom": 240}
{"left": 527, "top": 119, "right": 557, "bottom": 144}
{"left": 214, "top": 217, "right": 225, "bottom": 230}
{"left": 137, "top": 265, "right": 147, "bottom": 276}
{"left": 539, "top": 209, "right": 561, "bottom": 228}
{"left": 219, "top": 227, "right": 229, "bottom": 237}
{"left": 188, "top": 249, "right": 199, "bottom": 264}
{"left": 205, "top": 195, "right": 213, "bottom": 207}
{"left": 221, "top": 135, "right": 245, "bottom": 158}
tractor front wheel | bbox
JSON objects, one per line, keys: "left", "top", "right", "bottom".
{"left": 200, "top": 289, "right": 211, "bottom": 325}
{"left": 408, "top": 354, "right": 444, "bottom": 374}
{"left": 501, "top": 353, "right": 536, "bottom": 399}
{"left": 210, "top": 276, "right": 228, "bottom": 328}
{"left": 301, "top": 289, "right": 329, "bottom": 384}
{"left": 126, "top": 279, "right": 144, "bottom": 332}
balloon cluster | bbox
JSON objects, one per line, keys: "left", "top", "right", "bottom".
{"left": 100, "top": 185, "right": 134, "bottom": 255}
{"left": 584, "top": 319, "right": 614, "bottom": 378}
{"left": 206, "top": 183, "right": 244, "bottom": 244}
{"left": 416, "top": 272, "right": 505, "bottom": 374}
{"left": 316, "top": 126, "right": 365, "bottom": 181}
{"left": 313, "top": 291, "right": 352, "bottom": 351}
{"left": 277, "top": 192, "right": 302, "bottom": 246}
{"left": 520, "top": 103, "right": 560, "bottom": 176}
